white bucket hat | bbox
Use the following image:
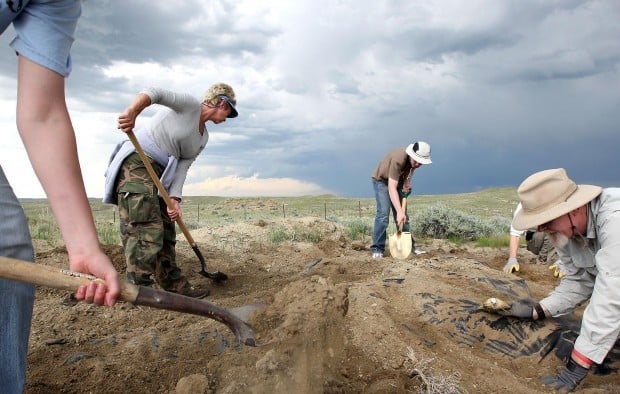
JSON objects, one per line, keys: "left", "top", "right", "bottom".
{"left": 512, "top": 168, "right": 602, "bottom": 231}
{"left": 405, "top": 141, "right": 432, "bottom": 164}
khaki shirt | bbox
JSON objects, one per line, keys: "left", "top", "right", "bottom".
{"left": 540, "top": 188, "right": 620, "bottom": 363}
{"left": 371, "top": 148, "right": 412, "bottom": 183}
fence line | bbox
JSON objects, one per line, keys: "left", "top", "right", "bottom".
{"left": 104, "top": 201, "right": 378, "bottom": 228}
{"left": 23, "top": 200, "right": 378, "bottom": 245}
{"left": 22, "top": 197, "right": 515, "bottom": 245}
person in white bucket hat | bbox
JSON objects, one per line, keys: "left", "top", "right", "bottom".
{"left": 490, "top": 168, "right": 620, "bottom": 392}
{"left": 370, "top": 141, "right": 432, "bottom": 259}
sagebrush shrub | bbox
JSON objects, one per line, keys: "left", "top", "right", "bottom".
{"left": 411, "top": 204, "right": 509, "bottom": 241}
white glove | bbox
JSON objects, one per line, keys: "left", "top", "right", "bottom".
{"left": 503, "top": 257, "right": 520, "bottom": 274}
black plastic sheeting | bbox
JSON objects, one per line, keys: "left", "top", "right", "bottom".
{"left": 411, "top": 277, "right": 619, "bottom": 376}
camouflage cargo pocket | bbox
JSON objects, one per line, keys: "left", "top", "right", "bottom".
{"left": 118, "top": 181, "right": 160, "bottom": 224}
{"left": 526, "top": 231, "right": 546, "bottom": 256}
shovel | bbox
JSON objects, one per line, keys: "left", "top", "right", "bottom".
{"left": 388, "top": 197, "right": 412, "bottom": 260}
{"left": 0, "top": 256, "right": 255, "bottom": 346}
{"left": 126, "top": 130, "right": 227, "bottom": 282}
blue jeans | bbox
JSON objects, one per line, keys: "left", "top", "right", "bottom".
{"left": 371, "top": 179, "right": 415, "bottom": 253}
{"left": 0, "top": 166, "right": 35, "bottom": 394}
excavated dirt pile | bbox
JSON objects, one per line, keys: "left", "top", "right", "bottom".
{"left": 26, "top": 218, "right": 619, "bottom": 393}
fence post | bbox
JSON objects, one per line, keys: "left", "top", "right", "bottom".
{"left": 197, "top": 204, "right": 200, "bottom": 226}
{"left": 358, "top": 201, "right": 361, "bottom": 218}
{"left": 282, "top": 203, "right": 286, "bottom": 218}
{"left": 324, "top": 202, "right": 327, "bottom": 220}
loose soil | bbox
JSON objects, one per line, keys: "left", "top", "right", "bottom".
{"left": 26, "top": 218, "right": 619, "bottom": 393}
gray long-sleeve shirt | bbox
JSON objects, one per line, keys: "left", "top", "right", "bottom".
{"left": 141, "top": 87, "right": 209, "bottom": 198}
{"left": 539, "top": 188, "right": 620, "bottom": 363}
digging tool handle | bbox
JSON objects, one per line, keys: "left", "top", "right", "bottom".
{"left": 126, "top": 130, "right": 227, "bottom": 281}
{"left": 398, "top": 197, "right": 407, "bottom": 232}
{"left": 0, "top": 256, "right": 255, "bottom": 346}
{"left": 125, "top": 130, "right": 197, "bottom": 246}
{"left": 191, "top": 244, "right": 207, "bottom": 265}
{"left": 0, "top": 255, "right": 138, "bottom": 301}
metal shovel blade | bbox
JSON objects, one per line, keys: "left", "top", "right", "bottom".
{"left": 192, "top": 245, "right": 228, "bottom": 282}
{"left": 388, "top": 196, "right": 412, "bottom": 259}
{"left": 389, "top": 231, "right": 412, "bottom": 260}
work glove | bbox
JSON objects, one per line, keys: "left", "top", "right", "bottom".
{"left": 549, "top": 260, "right": 566, "bottom": 278}
{"left": 503, "top": 257, "right": 520, "bottom": 274}
{"left": 541, "top": 356, "right": 590, "bottom": 393}
{"left": 482, "top": 298, "right": 533, "bottom": 319}
{"left": 496, "top": 300, "right": 533, "bottom": 319}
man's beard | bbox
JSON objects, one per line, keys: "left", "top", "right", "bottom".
{"left": 548, "top": 232, "right": 570, "bottom": 249}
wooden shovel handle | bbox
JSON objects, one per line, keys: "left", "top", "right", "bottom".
{"left": 125, "top": 130, "right": 197, "bottom": 246}
{"left": 0, "top": 256, "right": 255, "bottom": 346}
{"left": 0, "top": 255, "right": 139, "bottom": 302}
{"left": 398, "top": 197, "right": 407, "bottom": 232}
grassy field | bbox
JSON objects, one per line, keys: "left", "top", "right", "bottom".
{"left": 20, "top": 187, "right": 520, "bottom": 246}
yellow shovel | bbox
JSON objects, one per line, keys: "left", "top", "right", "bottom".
{"left": 388, "top": 197, "right": 412, "bottom": 259}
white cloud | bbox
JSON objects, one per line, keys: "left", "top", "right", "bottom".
{"left": 183, "top": 173, "right": 331, "bottom": 197}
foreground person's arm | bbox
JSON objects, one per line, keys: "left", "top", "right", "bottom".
{"left": 15, "top": 56, "right": 119, "bottom": 306}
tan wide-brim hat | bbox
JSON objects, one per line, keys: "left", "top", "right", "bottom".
{"left": 512, "top": 168, "right": 602, "bottom": 231}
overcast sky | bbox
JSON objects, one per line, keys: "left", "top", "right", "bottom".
{"left": 1, "top": 0, "right": 619, "bottom": 198}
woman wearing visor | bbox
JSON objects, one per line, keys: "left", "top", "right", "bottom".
{"left": 103, "top": 83, "right": 238, "bottom": 298}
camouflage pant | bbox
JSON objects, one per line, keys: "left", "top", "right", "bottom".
{"left": 115, "top": 153, "right": 187, "bottom": 292}
{"left": 526, "top": 231, "right": 557, "bottom": 264}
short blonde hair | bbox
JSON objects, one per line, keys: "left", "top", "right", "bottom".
{"left": 203, "top": 83, "right": 236, "bottom": 106}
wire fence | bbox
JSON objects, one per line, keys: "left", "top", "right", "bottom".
{"left": 24, "top": 199, "right": 379, "bottom": 245}
{"left": 91, "top": 201, "right": 376, "bottom": 225}
{"left": 22, "top": 193, "right": 517, "bottom": 246}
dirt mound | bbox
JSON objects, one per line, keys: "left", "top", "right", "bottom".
{"left": 25, "top": 218, "right": 619, "bottom": 393}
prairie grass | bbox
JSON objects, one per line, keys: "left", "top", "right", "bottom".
{"left": 20, "top": 188, "right": 518, "bottom": 247}
{"left": 476, "top": 235, "right": 511, "bottom": 248}
{"left": 292, "top": 226, "right": 322, "bottom": 243}
{"left": 341, "top": 218, "right": 373, "bottom": 241}
{"left": 269, "top": 227, "right": 289, "bottom": 244}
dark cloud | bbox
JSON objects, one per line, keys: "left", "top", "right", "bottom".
{"left": 1, "top": 1, "right": 619, "bottom": 198}
{"left": 75, "top": 1, "right": 274, "bottom": 66}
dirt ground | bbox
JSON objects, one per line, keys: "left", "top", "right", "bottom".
{"left": 26, "top": 217, "right": 619, "bottom": 393}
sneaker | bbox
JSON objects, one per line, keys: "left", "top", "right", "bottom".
{"left": 372, "top": 251, "right": 383, "bottom": 259}
{"left": 413, "top": 249, "right": 427, "bottom": 255}
{"left": 176, "top": 283, "right": 209, "bottom": 299}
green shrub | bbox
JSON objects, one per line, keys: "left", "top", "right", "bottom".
{"left": 30, "top": 213, "right": 60, "bottom": 242}
{"left": 269, "top": 227, "right": 289, "bottom": 244}
{"left": 97, "top": 223, "right": 120, "bottom": 245}
{"left": 293, "top": 227, "right": 322, "bottom": 243}
{"left": 412, "top": 204, "right": 510, "bottom": 241}
{"left": 341, "top": 218, "right": 372, "bottom": 240}
{"left": 34, "top": 223, "right": 55, "bottom": 241}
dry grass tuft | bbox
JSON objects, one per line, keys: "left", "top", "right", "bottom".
{"left": 406, "top": 346, "right": 465, "bottom": 394}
